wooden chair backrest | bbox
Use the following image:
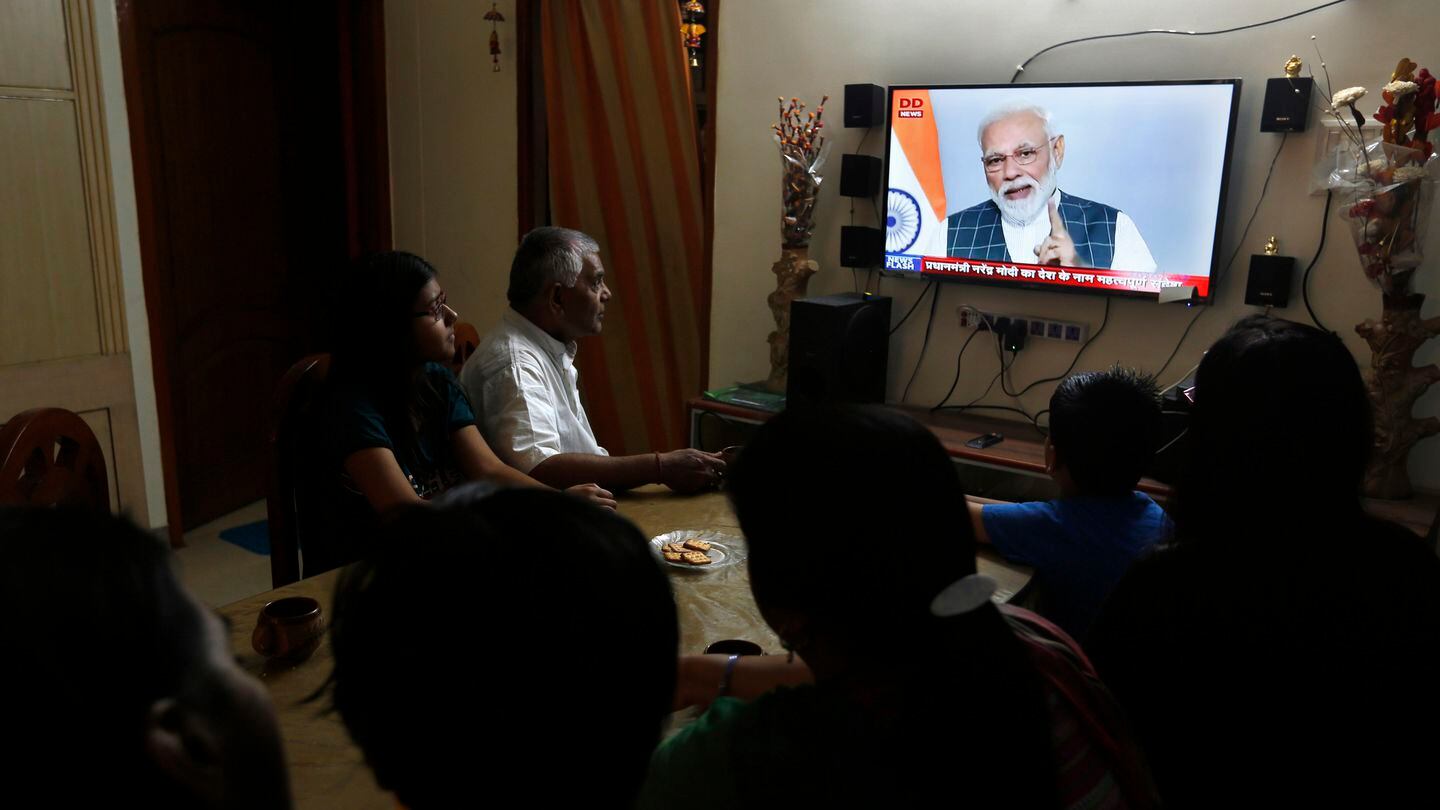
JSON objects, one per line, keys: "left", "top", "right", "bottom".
{"left": 0, "top": 407, "right": 110, "bottom": 511}
{"left": 449, "top": 321, "right": 481, "bottom": 376}
{"left": 267, "top": 354, "right": 331, "bottom": 588}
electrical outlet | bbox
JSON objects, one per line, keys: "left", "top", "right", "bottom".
{"left": 1311, "top": 118, "right": 1382, "bottom": 196}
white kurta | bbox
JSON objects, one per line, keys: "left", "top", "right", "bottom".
{"left": 460, "top": 308, "right": 608, "bottom": 474}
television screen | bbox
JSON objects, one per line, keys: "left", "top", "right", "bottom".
{"left": 883, "top": 80, "right": 1241, "bottom": 302}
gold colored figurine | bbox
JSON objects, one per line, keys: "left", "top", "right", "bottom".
{"left": 1283, "top": 55, "right": 1303, "bottom": 78}
{"left": 1264, "top": 236, "right": 1280, "bottom": 256}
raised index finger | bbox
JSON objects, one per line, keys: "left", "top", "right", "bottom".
{"left": 1047, "top": 199, "right": 1068, "bottom": 237}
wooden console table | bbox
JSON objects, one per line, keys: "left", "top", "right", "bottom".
{"left": 688, "top": 397, "right": 1172, "bottom": 497}
{"left": 688, "top": 397, "right": 1440, "bottom": 539}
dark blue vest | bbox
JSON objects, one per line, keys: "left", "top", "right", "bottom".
{"left": 945, "top": 191, "right": 1119, "bottom": 268}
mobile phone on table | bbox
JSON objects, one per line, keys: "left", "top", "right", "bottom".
{"left": 964, "top": 432, "right": 1004, "bottom": 450}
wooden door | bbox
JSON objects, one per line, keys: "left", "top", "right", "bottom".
{"left": 118, "top": 0, "right": 388, "bottom": 533}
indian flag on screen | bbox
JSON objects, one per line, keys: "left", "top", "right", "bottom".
{"left": 888, "top": 89, "right": 948, "bottom": 258}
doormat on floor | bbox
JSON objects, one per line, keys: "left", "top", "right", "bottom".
{"left": 218, "top": 520, "right": 271, "bottom": 556}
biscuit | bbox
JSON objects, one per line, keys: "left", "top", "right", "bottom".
{"left": 681, "top": 551, "right": 712, "bottom": 565}
{"left": 663, "top": 551, "right": 684, "bottom": 562}
{"left": 682, "top": 539, "right": 712, "bottom": 552}
{"left": 662, "top": 543, "right": 686, "bottom": 554}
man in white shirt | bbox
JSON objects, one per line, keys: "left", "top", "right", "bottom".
{"left": 947, "top": 103, "right": 1157, "bottom": 273}
{"left": 461, "top": 226, "right": 724, "bottom": 493}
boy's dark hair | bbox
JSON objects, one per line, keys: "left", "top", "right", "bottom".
{"left": 329, "top": 489, "right": 677, "bottom": 809}
{"left": 1048, "top": 366, "right": 1162, "bottom": 496}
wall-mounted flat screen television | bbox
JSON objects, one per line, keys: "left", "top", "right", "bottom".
{"left": 883, "top": 80, "right": 1241, "bottom": 302}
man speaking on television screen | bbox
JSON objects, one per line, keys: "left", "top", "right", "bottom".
{"left": 947, "top": 103, "right": 1157, "bottom": 272}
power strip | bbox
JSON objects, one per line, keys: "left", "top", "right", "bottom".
{"left": 956, "top": 306, "right": 1089, "bottom": 343}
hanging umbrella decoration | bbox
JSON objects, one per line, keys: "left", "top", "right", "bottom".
{"left": 485, "top": 3, "right": 505, "bottom": 72}
{"left": 679, "top": 1, "right": 706, "bottom": 68}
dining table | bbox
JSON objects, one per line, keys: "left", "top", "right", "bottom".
{"left": 220, "top": 486, "right": 1033, "bottom": 809}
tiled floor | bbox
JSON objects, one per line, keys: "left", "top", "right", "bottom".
{"left": 175, "top": 500, "right": 276, "bottom": 607}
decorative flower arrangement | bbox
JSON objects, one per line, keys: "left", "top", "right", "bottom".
{"left": 772, "top": 95, "right": 831, "bottom": 248}
{"left": 1310, "top": 42, "right": 1440, "bottom": 499}
{"left": 1316, "top": 49, "right": 1438, "bottom": 296}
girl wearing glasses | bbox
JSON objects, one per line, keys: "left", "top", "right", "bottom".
{"left": 311, "top": 251, "right": 614, "bottom": 574}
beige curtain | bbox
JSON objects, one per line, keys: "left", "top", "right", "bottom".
{"left": 540, "top": 0, "right": 707, "bottom": 455}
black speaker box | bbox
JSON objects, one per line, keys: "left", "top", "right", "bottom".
{"left": 788, "top": 292, "right": 892, "bottom": 406}
{"left": 844, "top": 83, "right": 886, "bottom": 128}
{"left": 840, "top": 225, "right": 883, "bottom": 268}
{"left": 840, "top": 154, "right": 883, "bottom": 198}
{"left": 1261, "top": 77, "right": 1313, "bottom": 132}
{"left": 1245, "top": 254, "right": 1295, "bottom": 307}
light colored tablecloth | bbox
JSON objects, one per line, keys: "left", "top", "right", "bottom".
{"left": 220, "top": 487, "right": 1031, "bottom": 809}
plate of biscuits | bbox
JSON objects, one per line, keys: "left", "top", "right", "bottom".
{"left": 650, "top": 530, "right": 743, "bottom": 571}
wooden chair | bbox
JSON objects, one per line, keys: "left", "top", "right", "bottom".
{"left": 449, "top": 321, "right": 481, "bottom": 376}
{"left": 267, "top": 353, "right": 331, "bottom": 588}
{"left": 0, "top": 407, "right": 110, "bottom": 511}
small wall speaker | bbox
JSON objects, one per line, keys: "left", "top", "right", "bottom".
{"left": 840, "top": 154, "right": 883, "bottom": 198}
{"left": 844, "top": 83, "right": 885, "bottom": 128}
{"left": 1245, "top": 253, "right": 1296, "bottom": 307}
{"left": 1261, "top": 77, "right": 1313, "bottom": 133}
{"left": 840, "top": 226, "right": 883, "bottom": 268}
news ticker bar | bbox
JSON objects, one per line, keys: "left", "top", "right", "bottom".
{"left": 884, "top": 254, "right": 1210, "bottom": 298}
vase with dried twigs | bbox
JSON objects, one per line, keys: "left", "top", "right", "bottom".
{"left": 764, "top": 94, "right": 831, "bottom": 393}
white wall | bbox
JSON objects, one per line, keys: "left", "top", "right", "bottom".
{"left": 385, "top": 0, "right": 519, "bottom": 334}
{"left": 92, "top": 0, "right": 167, "bottom": 527}
{"left": 710, "top": 0, "right": 1440, "bottom": 489}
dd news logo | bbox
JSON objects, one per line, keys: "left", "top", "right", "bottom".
{"left": 897, "top": 97, "right": 924, "bottom": 118}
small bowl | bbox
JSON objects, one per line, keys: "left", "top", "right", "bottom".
{"left": 704, "top": 639, "right": 764, "bottom": 656}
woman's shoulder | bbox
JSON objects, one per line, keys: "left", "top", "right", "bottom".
{"left": 420, "top": 361, "right": 459, "bottom": 381}
{"left": 323, "top": 373, "right": 382, "bottom": 419}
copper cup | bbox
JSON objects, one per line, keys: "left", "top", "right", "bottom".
{"left": 252, "top": 596, "right": 325, "bottom": 664}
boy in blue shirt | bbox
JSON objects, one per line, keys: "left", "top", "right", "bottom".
{"left": 968, "top": 366, "right": 1169, "bottom": 640}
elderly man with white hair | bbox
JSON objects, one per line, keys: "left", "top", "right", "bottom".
{"left": 947, "top": 103, "right": 1156, "bottom": 272}
{"left": 461, "top": 226, "right": 725, "bottom": 493}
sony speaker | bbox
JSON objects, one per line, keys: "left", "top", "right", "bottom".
{"left": 844, "top": 83, "right": 886, "bottom": 128}
{"left": 1261, "top": 77, "right": 1313, "bottom": 132}
{"left": 840, "top": 225, "right": 883, "bottom": 268}
{"left": 1245, "top": 253, "right": 1295, "bottom": 307}
{"left": 840, "top": 154, "right": 883, "bottom": 198}
{"left": 788, "top": 292, "right": 892, "bottom": 406}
